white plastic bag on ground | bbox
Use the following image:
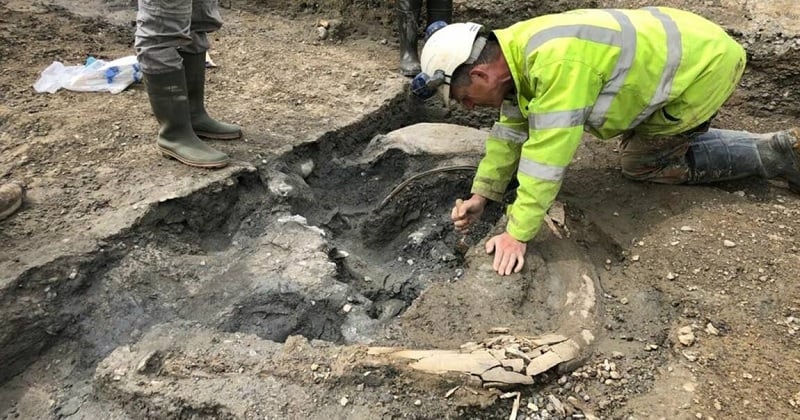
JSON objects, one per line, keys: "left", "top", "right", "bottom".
{"left": 33, "top": 55, "right": 142, "bottom": 94}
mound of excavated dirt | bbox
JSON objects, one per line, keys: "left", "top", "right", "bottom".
{"left": 1, "top": 1, "right": 799, "bottom": 419}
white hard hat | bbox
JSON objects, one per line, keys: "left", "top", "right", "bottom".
{"left": 418, "top": 22, "right": 485, "bottom": 103}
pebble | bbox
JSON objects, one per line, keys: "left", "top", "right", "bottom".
{"left": 339, "top": 396, "right": 349, "bottom": 406}
{"left": 723, "top": 240, "right": 736, "bottom": 248}
{"left": 678, "top": 326, "right": 696, "bottom": 346}
{"left": 316, "top": 26, "right": 328, "bottom": 40}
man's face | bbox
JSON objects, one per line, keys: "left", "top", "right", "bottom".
{"left": 449, "top": 69, "right": 505, "bottom": 110}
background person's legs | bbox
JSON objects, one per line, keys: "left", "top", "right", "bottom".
{"left": 135, "top": 0, "right": 229, "bottom": 168}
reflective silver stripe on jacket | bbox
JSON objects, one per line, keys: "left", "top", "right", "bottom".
{"left": 530, "top": 107, "right": 593, "bottom": 130}
{"left": 522, "top": 9, "right": 681, "bottom": 130}
{"left": 518, "top": 158, "right": 566, "bottom": 182}
{"left": 586, "top": 10, "right": 636, "bottom": 128}
{"left": 524, "top": 25, "right": 622, "bottom": 57}
{"left": 491, "top": 100, "right": 528, "bottom": 143}
{"left": 627, "top": 7, "right": 682, "bottom": 128}
{"left": 491, "top": 124, "right": 528, "bottom": 143}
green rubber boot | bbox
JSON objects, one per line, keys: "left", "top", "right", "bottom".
{"left": 144, "top": 70, "right": 230, "bottom": 169}
{"left": 426, "top": 0, "right": 452, "bottom": 25}
{"left": 180, "top": 51, "right": 242, "bottom": 140}
{"left": 397, "top": 0, "right": 422, "bottom": 77}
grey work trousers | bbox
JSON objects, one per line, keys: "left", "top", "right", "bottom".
{"left": 134, "top": 0, "right": 223, "bottom": 74}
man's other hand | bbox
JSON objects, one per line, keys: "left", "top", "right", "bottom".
{"left": 485, "top": 232, "right": 526, "bottom": 275}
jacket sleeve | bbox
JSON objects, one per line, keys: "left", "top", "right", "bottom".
{"left": 506, "top": 59, "right": 603, "bottom": 242}
{"left": 471, "top": 99, "right": 528, "bottom": 202}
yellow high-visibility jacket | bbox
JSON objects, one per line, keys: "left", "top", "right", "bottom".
{"left": 472, "top": 7, "right": 746, "bottom": 242}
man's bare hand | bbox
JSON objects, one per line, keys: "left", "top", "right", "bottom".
{"left": 485, "top": 232, "right": 526, "bottom": 275}
{"left": 451, "top": 194, "right": 487, "bottom": 232}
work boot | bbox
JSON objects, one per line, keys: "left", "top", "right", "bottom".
{"left": 180, "top": 51, "right": 242, "bottom": 140}
{"left": 0, "top": 181, "right": 24, "bottom": 221}
{"left": 144, "top": 70, "right": 230, "bottom": 169}
{"left": 426, "top": 0, "right": 452, "bottom": 26}
{"left": 397, "top": 0, "right": 422, "bottom": 77}
{"left": 687, "top": 128, "right": 800, "bottom": 192}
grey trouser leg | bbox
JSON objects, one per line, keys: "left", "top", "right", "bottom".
{"left": 621, "top": 127, "right": 800, "bottom": 192}
{"left": 135, "top": 0, "right": 223, "bottom": 74}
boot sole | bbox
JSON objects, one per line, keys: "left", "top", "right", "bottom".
{"left": 158, "top": 146, "right": 229, "bottom": 169}
{"left": 196, "top": 130, "right": 242, "bottom": 140}
{"left": 400, "top": 68, "right": 421, "bottom": 77}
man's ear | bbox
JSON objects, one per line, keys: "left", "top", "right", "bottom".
{"left": 469, "top": 66, "right": 491, "bottom": 84}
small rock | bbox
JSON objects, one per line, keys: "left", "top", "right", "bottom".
{"left": 723, "top": 240, "right": 736, "bottom": 248}
{"left": 680, "top": 226, "right": 695, "bottom": 232}
{"left": 667, "top": 272, "right": 678, "bottom": 280}
{"left": 706, "top": 323, "right": 720, "bottom": 336}
{"left": 298, "top": 160, "right": 314, "bottom": 178}
{"left": 339, "top": 396, "right": 349, "bottom": 406}
{"left": 682, "top": 351, "right": 699, "bottom": 362}
{"left": 414, "top": 399, "right": 422, "bottom": 406}
{"left": 678, "top": 326, "right": 696, "bottom": 346}
{"left": 316, "top": 26, "right": 328, "bottom": 40}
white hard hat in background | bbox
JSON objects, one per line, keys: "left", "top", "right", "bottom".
{"left": 416, "top": 22, "right": 485, "bottom": 103}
